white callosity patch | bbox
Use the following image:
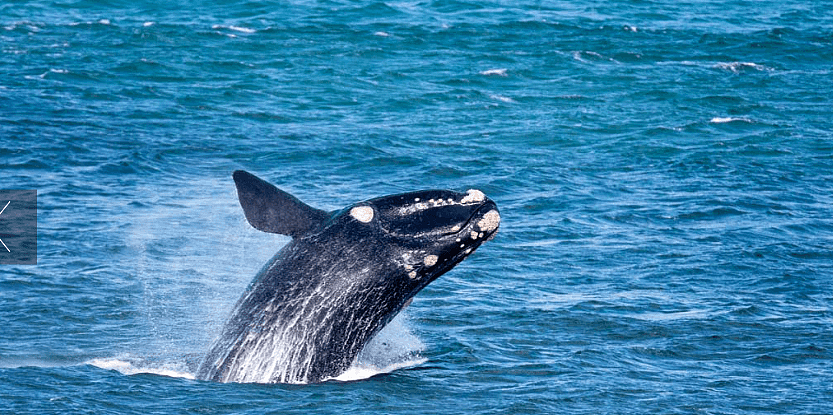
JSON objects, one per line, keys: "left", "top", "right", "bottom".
{"left": 350, "top": 206, "right": 374, "bottom": 223}
{"left": 399, "top": 188, "right": 488, "bottom": 215}
{"left": 423, "top": 255, "right": 438, "bottom": 267}
{"left": 400, "top": 253, "right": 420, "bottom": 279}
{"left": 477, "top": 210, "right": 501, "bottom": 233}
{"left": 461, "top": 189, "right": 486, "bottom": 204}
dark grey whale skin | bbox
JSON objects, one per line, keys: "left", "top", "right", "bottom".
{"left": 197, "top": 170, "right": 500, "bottom": 384}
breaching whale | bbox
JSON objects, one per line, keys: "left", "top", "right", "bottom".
{"left": 197, "top": 170, "right": 500, "bottom": 384}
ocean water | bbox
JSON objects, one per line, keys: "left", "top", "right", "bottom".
{"left": 2, "top": 0, "right": 833, "bottom": 413}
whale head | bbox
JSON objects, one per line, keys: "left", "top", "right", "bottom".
{"left": 338, "top": 188, "right": 500, "bottom": 290}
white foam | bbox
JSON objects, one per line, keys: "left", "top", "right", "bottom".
{"left": 489, "top": 94, "right": 516, "bottom": 103}
{"left": 211, "top": 25, "right": 256, "bottom": 34}
{"left": 714, "top": 62, "right": 768, "bottom": 73}
{"left": 480, "top": 68, "right": 507, "bottom": 76}
{"left": 334, "top": 357, "right": 428, "bottom": 382}
{"left": 229, "top": 26, "right": 255, "bottom": 33}
{"left": 710, "top": 117, "right": 752, "bottom": 124}
{"left": 87, "top": 358, "right": 196, "bottom": 380}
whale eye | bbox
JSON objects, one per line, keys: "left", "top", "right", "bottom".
{"left": 350, "top": 206, "right": 374, "bottom": 223}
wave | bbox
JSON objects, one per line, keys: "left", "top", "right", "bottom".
{"left": 333, "top": 357, "right": 427, "bottom": 382}
{"left": 710, "top": 116, "right": 753, "bottom": 124}
{"left": 480, "top": 68, "right": 508, "bottom": 76}
{"left": 211, "top": 24, "right": 256, "bottom": 34}
{"left": 713, "top": 61, "right": 771, "bottom": 73}
{"left": 87, "top": 357, "right": 196, "bottom": 380}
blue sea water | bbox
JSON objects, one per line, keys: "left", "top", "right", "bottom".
{"left": 2, "top": 0, "right": 833, "bottom": 413}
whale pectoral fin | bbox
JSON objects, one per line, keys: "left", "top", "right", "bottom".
{"left": 233, "top": 170, "right": 329, "bottom": 238}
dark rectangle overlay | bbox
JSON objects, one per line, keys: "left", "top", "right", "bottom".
{"left": 0, "top": 190, "right": 37, "bottom": 265}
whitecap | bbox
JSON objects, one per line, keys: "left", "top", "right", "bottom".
{"left": 489, "top": 94, "right": 516, "bottom": 103}
{"left": 710, "top": 117, "right": 752, "bottom": 124}
{"left": 143, "top": 21, "right": 155, "bottom": 27}
{"left": 228, "top": 26, "right": 255, "bottom": 34}
{"left": 37, "top": 68, "right": 68, "bottom": 79}
{"left": 211, "top": 24, "right": 255, "bottom": 34}
{"left": 480, "top": 68, "right": 507, "bottom": 76}
{"left": 571, "top": 51, "right": 608, "bottom": 63}
{"left": 714, "top": 62, "right": 768, "bottom": 73}
{"left": 374, "top": 31, "right": 390, "bottom": 37}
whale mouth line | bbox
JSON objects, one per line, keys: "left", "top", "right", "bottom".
{"left": 380, "top": 199, "right": 498, "bottom": 239}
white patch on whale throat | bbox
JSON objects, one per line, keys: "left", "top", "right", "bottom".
{"left": 423, "top": 255, "right": 438, "bottom": 267}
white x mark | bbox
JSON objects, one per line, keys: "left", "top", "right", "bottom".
{"left": 0, "top": 201, "right": 9, "bottom": 252}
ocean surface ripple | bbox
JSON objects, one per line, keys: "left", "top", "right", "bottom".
{"left": 2, "top": 0, "right": 832, "bottom": 413}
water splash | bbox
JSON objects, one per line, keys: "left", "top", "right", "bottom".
{"left": 87, "top": 357, "right": 196, "bottom": 380}
{"left": 333, "top": 310, "right": 427, "bottom": 382}
{"left": 88, "top": 311, "right": 425, "bottom": 383}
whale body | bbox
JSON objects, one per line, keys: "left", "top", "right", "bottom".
{"left": 197, "top": 170, "right": 500, "bottom": 384}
